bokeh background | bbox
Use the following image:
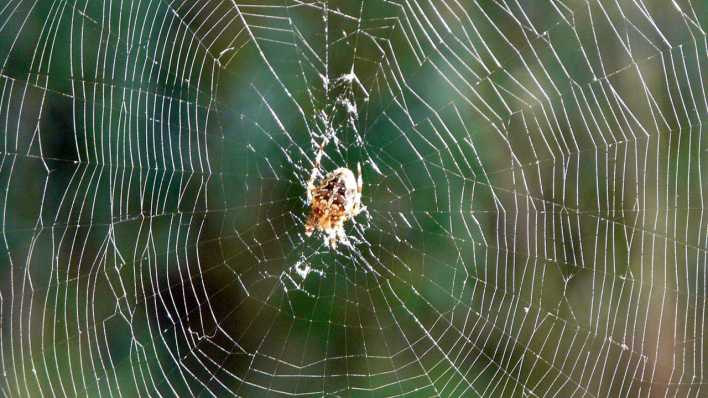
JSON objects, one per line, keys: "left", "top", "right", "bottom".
{"left": 0, "top": 0, "right": 705, "bottom": 397}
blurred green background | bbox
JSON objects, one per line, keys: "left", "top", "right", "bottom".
{"left": 0, "top": 0, "right": 705, "bottom": 397}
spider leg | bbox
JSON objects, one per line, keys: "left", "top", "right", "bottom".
{"left": 328, "top": 229, "right": 338, "bottom": 249}
{"left": 306, "top": 136, "right": 329, "bottom": 204}
{"left": 337, "top": 227, "right": 350, "bottom": 247}
{"left": 357, "top": 162, "right": 363, "bottom": 194}
{"left": 305, "top": 216, "right": 315, "bottom": 237}
{"left": 352, "top": 162, "right": 366, "bottom": 216}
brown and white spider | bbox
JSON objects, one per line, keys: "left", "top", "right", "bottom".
{"left": 305, "top": 138, "right": 365, "bottom": 249}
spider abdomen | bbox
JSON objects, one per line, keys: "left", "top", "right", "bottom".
{"left": 304, "top": 166, "right": 363, "bottom": 248}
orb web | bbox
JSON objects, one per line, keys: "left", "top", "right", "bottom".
{"left": 0, "top": 0, "right": 705, "bottom": 397}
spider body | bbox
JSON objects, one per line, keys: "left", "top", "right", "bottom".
{"left": 305, "top": 139, "right": 365, "bottom": 249}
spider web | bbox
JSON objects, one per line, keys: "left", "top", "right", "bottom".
{"left": 0, "top": 0, "right": 706, "bottom": 396}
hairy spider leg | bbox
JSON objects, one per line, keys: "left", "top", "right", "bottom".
{"left": 306, "top": 136, "right": 329, "bottom": 204}
{"left": 352, "top": 162, "right": 366, "bottom": 216}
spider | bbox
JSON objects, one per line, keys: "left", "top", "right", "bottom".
{"left": 305, "top": 138, "right": 365, "bottom": 249}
